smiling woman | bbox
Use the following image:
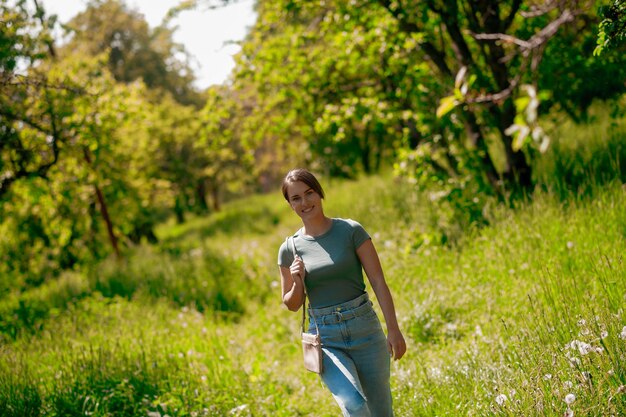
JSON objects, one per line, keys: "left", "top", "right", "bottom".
{"left": 276, "top": 168, "right": 407, "bottom": 417}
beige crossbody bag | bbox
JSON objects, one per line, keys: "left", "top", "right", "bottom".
{"left": 289, "top": 236, "right": 323, "bottom": 374}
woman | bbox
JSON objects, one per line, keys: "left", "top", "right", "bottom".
{"left": 277, "top": 168, "right": 406, "bottom": 417}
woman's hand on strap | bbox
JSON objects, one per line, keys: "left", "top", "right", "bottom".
{"left": 290, "top": 255, "right": 306, "bottom": 283}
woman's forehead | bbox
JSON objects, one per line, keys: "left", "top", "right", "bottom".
{"left": 286, "top": 181, "right": 311, "bottom": 195}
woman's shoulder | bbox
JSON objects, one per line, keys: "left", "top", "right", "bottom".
{"left": 278, "top": 228, "right": 303, "bottom": 250}
{"left": 334, "top": 217, "right": 363, "bottom": 229}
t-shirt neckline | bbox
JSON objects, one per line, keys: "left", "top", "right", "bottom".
{"left": 298, "top": 218, "right": 336, "bottom": 241}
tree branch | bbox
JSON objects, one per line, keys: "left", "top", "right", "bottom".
{"left": 376, "top": 0, "right": 453, "bottom": 77}
{"left": 502, "top": 0, "right": 523, "bottom": 31}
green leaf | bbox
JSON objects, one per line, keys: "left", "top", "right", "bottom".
{"left": 436, "top": 96, "right": 458, "bottom": 118}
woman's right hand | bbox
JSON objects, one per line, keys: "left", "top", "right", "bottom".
{"left": 290, "top": 255, "right": 305, "bottom": 284}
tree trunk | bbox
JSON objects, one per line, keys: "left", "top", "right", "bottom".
{"left": 463, "top": 109, "right": 502, "bottom": 193}
{"left": 83, "top": 148, "right": 120, "bottom": 258}
{"left": 209, "top": 181, "right": 221, "bottom": 212}
{"left": 174, "top": 196, "right": 185, "bottom": 224}
{"left": 196, "top": 179, "right": 210, "bottom": 213}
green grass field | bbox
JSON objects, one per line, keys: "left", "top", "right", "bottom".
{"left": 1, "top": 109, "right": 626, "bottom": 416}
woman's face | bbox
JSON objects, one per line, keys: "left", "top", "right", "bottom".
{"left": 286, "top": 180, "right": 323, "bottom": 220}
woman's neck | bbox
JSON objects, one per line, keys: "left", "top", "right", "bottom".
{"left": 302, "top": 216, "right": 333, "bottom": 237}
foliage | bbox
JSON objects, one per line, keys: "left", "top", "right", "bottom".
{"left": 61, "top": 0, "right": 204, "bottom": 106}
{"left": 595, "top": 0, "right": 626, "bottom": 54}
{"left": 0, "top": 1, "right": 257, "bottom": 284}
{"left": 231, "top": 0, "right": 626, "bottom": 238}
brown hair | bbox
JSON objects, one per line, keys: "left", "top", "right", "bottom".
{"left": 281, "top": 168, "right": 325, "bottom": 201}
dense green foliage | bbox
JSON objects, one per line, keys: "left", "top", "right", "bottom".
{"left": 2, "top": 0, "right": 625, "bottom": 283}
{"left": 232, "top": 0, "right": 626, "bottom": 195}
{"left": 595, "top": 0, "right": 626, "bottom": 54}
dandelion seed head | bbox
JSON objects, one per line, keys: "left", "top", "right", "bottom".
{"left": 619, "top": 326, "right": 626, "bottom": 340}
{"left": 601, "top": 330, "right": 608, "bottom": 339}
{"left": 567, "top": 241, "right": 574, "bottom": 249}
{"left": 570, "top": 340, "right": 593, "bottom": 355}
{"left": 564, "top": 393, "right": 576, "bottom": 405}
{"left": 495, "top": 394, "right": 507, "bottom": 405}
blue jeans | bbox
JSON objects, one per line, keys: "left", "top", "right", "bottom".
{"left": 307, "top": 293, "right": 393, "bottom": 417}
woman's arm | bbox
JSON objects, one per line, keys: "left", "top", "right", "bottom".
{"left": 357, "top": 239, "right": 407, "bottom": 360}
{"left": 279, "top": 255, "right": 306, "bottom": 311}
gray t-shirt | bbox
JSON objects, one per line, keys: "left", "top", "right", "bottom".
{"left": 277, "top": 218, "right": 371, "bottom": 308}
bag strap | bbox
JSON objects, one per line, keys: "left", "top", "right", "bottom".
{"left": 289, "top": 236, "right": 319, "bottom": 334}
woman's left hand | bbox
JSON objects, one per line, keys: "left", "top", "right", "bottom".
{"left": 387, "top": 328, "right": 406, "bottom": 361}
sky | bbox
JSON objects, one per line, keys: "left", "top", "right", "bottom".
{"left": 41, "top": 0, "right": 258, "bottom": 89}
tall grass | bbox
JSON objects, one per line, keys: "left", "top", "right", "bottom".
{"left": 1, "top": 107, "right": 626, "bottom": 416}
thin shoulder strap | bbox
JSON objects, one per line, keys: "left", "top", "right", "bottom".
{"left": 289, "top": 236, "right": 318, "bottom": 333}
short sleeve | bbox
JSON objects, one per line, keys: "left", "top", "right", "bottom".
{"left": 277, "top": 239, "right": 294, "bottom": 267}
{"left": 348, "top": 219, "right": 371, "bottom": 249}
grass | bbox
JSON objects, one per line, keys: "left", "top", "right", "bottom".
{"left": 1, "top": 110, "right": 626, "bottom": 415}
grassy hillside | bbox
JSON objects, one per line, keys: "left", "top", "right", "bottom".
{"left": 2, "top": 102, "right": 626, "bottom": 417}
{"left": 1, "top": 169, "right": 625, "bottom": 416}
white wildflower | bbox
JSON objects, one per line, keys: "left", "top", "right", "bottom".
{"left": 570, "top": 340, "right": 593, "bottom": 355}
{"left": 495, "top": 394, "right": 507, "bottom": 406}
{"left": 563, "top": 381, "right": 573, "bottom": 389}
{"left": 229, "top": 404, "right": 248, "bottom": 415}
{"left": 620, "top": 326, "right": 626, "bottom": 340}
{"left": 429, "top": 367, "right": 442, "bottom": 379}
{"left": 564, "top": 393, "right": 576, "bottom": 405}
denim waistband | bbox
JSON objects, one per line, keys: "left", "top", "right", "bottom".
{"left": 309, "top": 293, "right": 372, "bottom": 325}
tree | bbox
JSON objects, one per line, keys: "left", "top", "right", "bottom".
{"left": 234, "top": 0, "right": 626, "bottom": 200}
{"left": 62, "top": 0, "right": 203, "bottom": 106}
